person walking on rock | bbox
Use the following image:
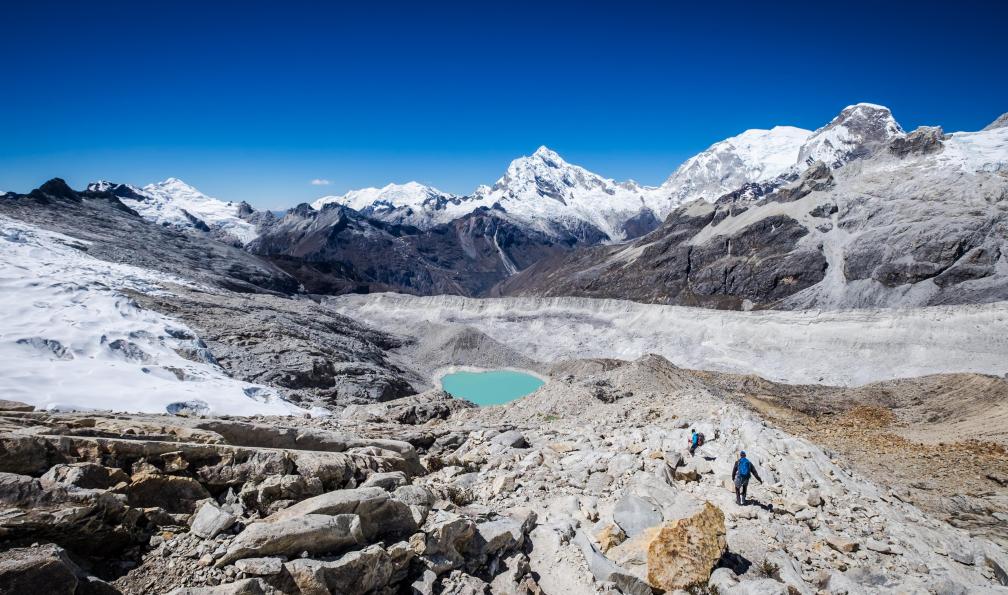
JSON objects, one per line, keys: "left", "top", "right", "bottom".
{"left": 689, "top": 428, "right": 702, "bottom": 456}
{"left": 732, "top": 450, "right": 763, "bottom": 505}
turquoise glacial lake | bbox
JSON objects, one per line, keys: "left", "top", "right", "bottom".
{"left": 440, "top": 370, "right": 545, "bottom": 406}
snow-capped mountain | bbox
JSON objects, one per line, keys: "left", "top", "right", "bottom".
{"left": 311, "top": 182, "right": 470, "bottom": 228}
{"left": 796, "top": 103, "right": 903, "bottom": 168}
{"left": 497, "top": 111, "right": 1008, "bottom": 309}
{"left": 89, "top": 178, "right": 261, "bottom": 245}
{"left": 469, "top": 146, "right": 669, "bottom": 242}
{"left": 659, "top": 125, "right": 812, "bottom": 205}
{"left": 310, "top": 147, "right": 666, "bottom": 243}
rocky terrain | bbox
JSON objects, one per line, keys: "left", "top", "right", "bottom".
{"left": 1, "top": 355, "right": 1007, "bottom": 594}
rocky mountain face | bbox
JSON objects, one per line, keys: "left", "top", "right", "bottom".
{"left": 247, "top": 202, "right": 574, "bottom": 296}
{"left": 0, "top": 179, "right": 297, "bottom": 294}
{"left": 88, "top": 178, "right": 266, "bottom": 247}
{"left": 496, "top": 112, "right": 1008, "bottom": 310}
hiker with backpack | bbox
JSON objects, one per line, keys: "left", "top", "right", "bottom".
{"left": 689, "top": 429, "right": 704, "bottom": 456}
{"left": 732, "top": 450, "right": 763, "bottom": 505}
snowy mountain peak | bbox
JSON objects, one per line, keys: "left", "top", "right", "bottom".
{"left": 113, "top": 178, "right": 260, "bottom": 244}
{"left": 660, "top": 125, "right": 812, "bottom": 204}
{"left": 797, "top": 103, "right": 903, "bottom": 168}
{"left": 311, "top": 181, "right": 456, "bottom": 213}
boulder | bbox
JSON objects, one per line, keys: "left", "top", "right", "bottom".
{"left": 233, "top": 557, "right": 284, "bottom": 576}
{"left": 393, "top": 484, "right": 436, "bottom": 526}
{"left": 127, "top": 472, "right": 210, "bottom": 514}
{"left": 267, "top": 486, "right": 416, "bottom": 541}
{"left": 216, "top": 514, "right": 363, "bottom": 566}
{"left": 41, "top": 463, "right": 129, "bottom": 490}
{"left": 614, "top": 494, "right": 662, "bottom": 538}
{"left": 417, "top": 511, "right": 477, "bottom": 574}
{"left": 289, "top": 451, "right": 355, "bottom": 490}
{"left": 608, "top": 501, "right": 727, "bottom": 591}
{"left": 764, "top": 551, "right": 813, "bottom": 595}
{"left": 0, "top": 544, "right": 83, "bottom": 595}
{"left": 360, "top": 471, "right": 408, "bottom": 491}
{"left": 189, "top": 501, "right": 237, "bottom": 539}
{"left": 571, "top": 529, "right": 652, "bottom": 595}
{"left": 491, "top": 430, "right": 529, "bottom": 449}
{"left": 464, "top": 517, "right": 524, "bottom": 568}
{"left": 285, "top": 545, "right": 395, "bottom": 595}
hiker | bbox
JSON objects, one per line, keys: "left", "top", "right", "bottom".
{"left": 732, "top": 450, "right": 763, "bottom": 505}
{"left": 689, "top": 428, "right": 702, "bottom": 456}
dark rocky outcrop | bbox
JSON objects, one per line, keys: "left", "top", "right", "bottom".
{"left": 890, "top": 126, "right": 945, "bottom": 158}
{"left": 247, "top": 203, "right": 575, "bottom": 297}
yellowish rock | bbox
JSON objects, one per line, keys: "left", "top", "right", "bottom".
{"left": 594, "top": 523, "right": 626, "bottom": 553}
{"left": 609, "top": 501, "right": 726, "bottom": 591}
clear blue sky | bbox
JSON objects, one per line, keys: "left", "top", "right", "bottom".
{"left": 2, "top": 0, "right": 1005, "bottom": 208}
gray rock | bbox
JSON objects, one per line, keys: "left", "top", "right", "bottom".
{"left": 40, "top": 462, "right": 129, "bottom": 490}
{"left": 393, "top": 484, "right": 436, "bottom": 526}
{"left": 491, "top": 430, "right": 529, "bottom": 449}
{"left": 419, "top": 511, "right": 477, "bottom": 575}
{"left": 189, "top": 501, "right": 237, "bottom": 539}
{"left": 361, "top": 470, "right": 408, "bottom": 491}
{"left": 267, "top": 486, "right": 417, "bottom": 541}
{"left": 613, "top": 494, "right": 662, "bottom": 538}
{"left": 465, "top": 518, "right": 524, "bottom": 567}
{"left": 571, "top": 529, "right": 652, "bottom": 595}
{"left": 285, "top": 545, "right": 394, "bottom": 595}
{"left": 0, "top": 544, "right": 87, "bottom": 595}
{"left": 233, "top": 557, "right": 284, "bottom": 576}
{"left": 216, "top": 514, "right": 363, "bottom": 566}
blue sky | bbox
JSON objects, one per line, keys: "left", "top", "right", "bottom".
{"left": 2, "top": 0, "right": 1005, "bottom": 209}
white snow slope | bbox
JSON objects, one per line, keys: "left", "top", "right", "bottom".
{"left": 660, "top": 125, "right": 812, "bottom": 204}
{"left": 0, "top": 215, "right": 305, "bottom": 416}
{"left": 327, "top": 293, "right": 1008, "bottom": 387}
{"left": 93, "top": 178, "right": 260, "bottom": 245}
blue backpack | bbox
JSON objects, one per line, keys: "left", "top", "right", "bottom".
{"left": 738, "top": 457, "right": 751, "bottom": 477}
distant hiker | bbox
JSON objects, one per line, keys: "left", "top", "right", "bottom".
{"left": 689, "top": 429, "right": 704, "bottom": 456}
{"left": 732, "top": 450, "right": 763, "bottom": 505}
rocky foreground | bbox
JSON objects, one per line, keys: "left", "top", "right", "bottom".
{"left": 1, "top": 356, "right": 1006, "bottom": 594}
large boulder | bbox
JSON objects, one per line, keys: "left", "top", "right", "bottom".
{"left": 416, "top": 511, "right": 477, "bottom": 575}
{"left": 0, "top": 543, "right": 121, "bottom": 595}
{"left": 216, "top": 514, "right": 363, "bottom": 566}
{"left": 41, "top": 463, "right": 129, "bottom": 490}
{"left": 285, "top": 544, "right": 410, "bottom": 594}
{"left": 0, "top": 544, "right": 82, "bottom": 594}
{"left": 189, "top": 501, "right": 237, "bottom": 539}
{"left": 608, "top": 501, "right": 727, "bottom": 591}
{"left": 267, "top": 486, "right": 416, "bottom": 541}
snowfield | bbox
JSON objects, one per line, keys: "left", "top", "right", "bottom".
{"left": 328, "top": 293, "right": 1008, "bottom": 387}
{"left": 0, "top": 215, "right": 306, "bottom": 416}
